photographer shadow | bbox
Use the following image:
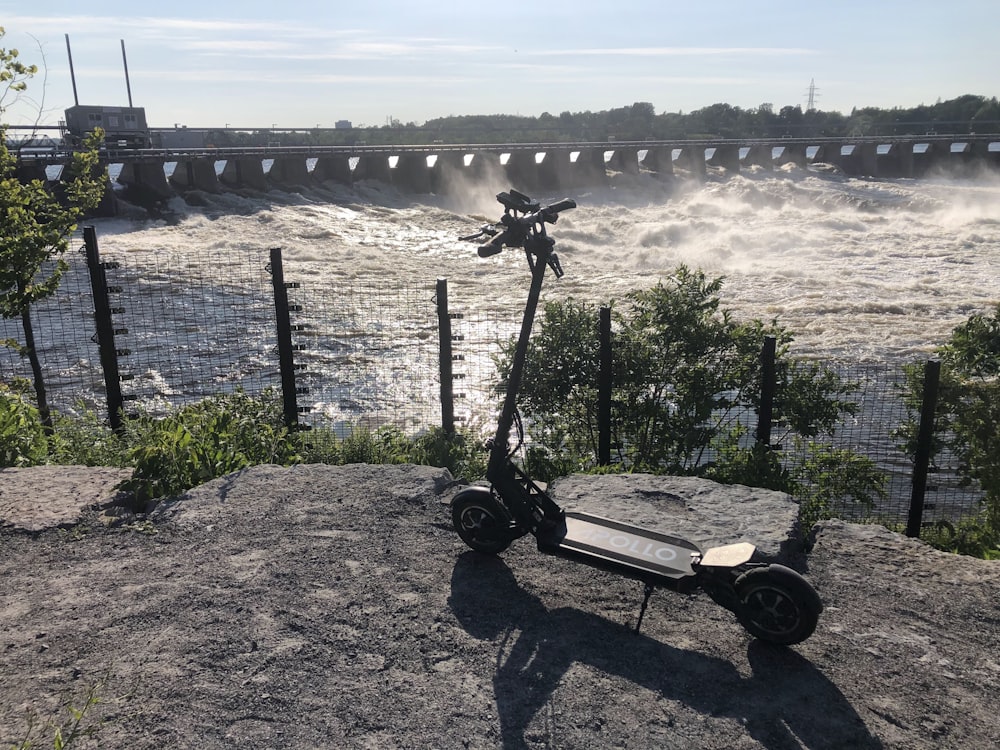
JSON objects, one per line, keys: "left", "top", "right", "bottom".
{"left": 449, "top": 552, "right": 879, "bottom": 750}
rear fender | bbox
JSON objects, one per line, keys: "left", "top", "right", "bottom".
{"left": 451, "top": 486, "right": 520, "bottom": 530}
{"left": 451, "top": 485, "right": 495, "bottom": 509}
{"left": 741, "top": 564, "right": 824, "bottom": 615}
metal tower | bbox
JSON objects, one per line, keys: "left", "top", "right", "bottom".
{"left": 806, "top": 79, "right": 819, "bottom": 112}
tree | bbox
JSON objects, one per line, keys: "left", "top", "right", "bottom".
{"left": 0, "top": 28, "right": 36, "bottom": 112}
{"left": 497, "top": 266, "right": 884, "bottom": 527}
{"left": 1, "top": 27, "right": 107, "bottom": 432}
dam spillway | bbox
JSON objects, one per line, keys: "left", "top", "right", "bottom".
{"left": 17, "top": 135, "right": 1000, "bottom": 207}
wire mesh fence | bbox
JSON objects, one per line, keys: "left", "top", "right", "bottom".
{"left": 287, "top": 276, "right": 442, "bottom": 435}
{"left": 106, "top": 244, "right": 280, "bottom": 414}
{"left": 780, "top": 361, "right": 982, "bottom": 526}
{"left": 805, "top": 362, "right": 916, "bottom": 523}
{"left": 0, "top": 227, "right": 988, "bottom": 533}
{"left": 0, "top": 242, "right": 107, "bottom": 416}
{"left": 448, "top": 307, "right": 518, "bottom": 438}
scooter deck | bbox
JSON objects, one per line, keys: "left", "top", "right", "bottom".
{"left": 537, "top": 511, "right": 702, "bottom": 584}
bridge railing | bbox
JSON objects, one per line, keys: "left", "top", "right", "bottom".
{"left": 15, "top": 133, "right": 1000, "bottom": 167}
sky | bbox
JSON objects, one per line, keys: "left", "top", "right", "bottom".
{"left": 1, "top": 1, "right": 997, "bottom": 131}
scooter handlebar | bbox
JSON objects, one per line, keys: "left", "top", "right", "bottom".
{"left": 478, "top": 237, "right": 505, "bottom": 257}
{"left": 478, "top": 217, "right": 520, "bottom": 256}
{"left": 462, "top": 190, "right": 576, "bottom": 255}
{"left": 497, "top": 189, "right": 539, "bottom": 213}
{"left": 543, "top": 198, "right": 577, "bottom": 216}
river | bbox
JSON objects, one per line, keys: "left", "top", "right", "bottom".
{"left": 90, "top": 163, "right": 1000, "bottom": 363}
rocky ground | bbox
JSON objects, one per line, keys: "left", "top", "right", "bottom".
{"left": 1, "top": 463, "right": 998, "bottom": 749}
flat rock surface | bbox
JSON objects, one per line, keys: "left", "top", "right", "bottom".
{"left": 0, "top": 466, "right": 134, "bottom": 532}
{"left": 1, "top": 464, "right": 998, "bottom": 749}
{"left": 550, "top": 473, "right": 802, "bottom": 559}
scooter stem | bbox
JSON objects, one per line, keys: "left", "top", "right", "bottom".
{"left": 486, "top": 241, "right": 564, "bottom": 531}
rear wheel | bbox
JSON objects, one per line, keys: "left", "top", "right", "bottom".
{"left": 735, "top": 566, "right": 822, "bottom": 645}
{"left": 452, "top": 490, "right": 514, "bottom": 555}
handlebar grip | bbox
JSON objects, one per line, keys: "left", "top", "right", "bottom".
{"left": 478, "top": 231, "right": 507, "bottom": 256}
{"left": 546, "top": 198, "right": 577, "bottom": 214}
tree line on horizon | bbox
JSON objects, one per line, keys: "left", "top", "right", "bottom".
{"left": 206, "top": 94, "right": 999, "bottom": 147}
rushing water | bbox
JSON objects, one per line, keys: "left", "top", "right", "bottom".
{"left": 90, "top": 163, "right": 1000, "bottom": 363}
{"left": 6, "top": 164, "right": 998, "bottom": 422}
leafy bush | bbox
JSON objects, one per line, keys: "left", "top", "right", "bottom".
{"left": 788, "top": 441, "right": 888, "bottom": 532}
{"left": 498, "top": 265, "right": 885, "bottom": 527}
{"left": 0, "top": 382, "right": 487, "bottom": 504}
{"left": 49, "top": 407, "right": 129, "bottom": 468}
{"left": 406, "top": 427, "right": 488, "bottom": 480}
{"left": 507, "top": 298, "right": 603, "bottom": 465}
{"left": 917, "top": 517, "right": 1000, "bottom": 560}
{"left": 613, "top": 269, "right": 764, "bottom": 473}
{"left": 118, "top": 389, "right": 299, "bottom": 502}
{"left": 105, "top": 387, "right": 488, "bottom": 503}
{"left": 0, "top": 381, "right": 48, "bottom": 467}
{"left": 899, "top": 303, "right": 1000, "bottom": 557}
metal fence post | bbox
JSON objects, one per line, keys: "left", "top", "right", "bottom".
{"left": 757, "top": 336, "right": 777, "bottom": 448}
{"left": 83, "top": 226, "right": 125, "bottom": 431}
{"left": 907, "top": 359, "right": 941, "bottom": 537}
{"left": 598, "top": 306, "right": 612, "bottom": 465}
{"left": 436, "top": 278, "right": 455, "bottom": 434}
{"left": 269, "top": 247, "right": 300, "bottom": 429}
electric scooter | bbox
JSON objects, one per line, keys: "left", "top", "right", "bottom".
{"left": 450, "top": 189, "right": 823, "bottom": 645}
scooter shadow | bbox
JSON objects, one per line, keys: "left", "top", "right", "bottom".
{"left": 449, "top": 552, "right": 880, "bottom": 750}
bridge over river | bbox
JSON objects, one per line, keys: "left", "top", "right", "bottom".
{"left": 15, "top": 134, "right": 1000, "bottom": 205}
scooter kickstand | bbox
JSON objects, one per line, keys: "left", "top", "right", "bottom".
{"left": 635, "top": 582, "right": 655, "bottom": 633}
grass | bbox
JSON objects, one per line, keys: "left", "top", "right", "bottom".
{"left": 9, "top": 678, "right": 105, "bottom": 750}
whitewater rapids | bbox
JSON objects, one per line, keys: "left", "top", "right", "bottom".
{"left": 92, "top": 163, "right": 1000, "bottom": 362}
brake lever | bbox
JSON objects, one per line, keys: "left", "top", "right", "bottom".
{"left": 458, "top": 224, "right": 499, "bottom": 242}
{"left": 547, "top": 252, "right": 564, "bottom": 279}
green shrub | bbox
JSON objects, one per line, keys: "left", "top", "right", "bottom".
{"left": 917, "top": 517, "right": 1000, "bottom": 559}
{"left": 408, "top": 427, "right": 488, "bottom": 481}
{"left": 498, "top": 265, "right": 885, "bottom": 529}
{"left": 118, "top": 389, "right": 299, "bottom": 502}
{"left": 787, "top": 440, "right": 887, "bottom": 532}
{"left": 899, "top": 303, "right": 1000, "bottom": 556}
{"left": 292, "top": 427, "right": 342, "bottom": 465}
{"left": 293, "top": 425, "right": 408, "bottom": 466}
{"left": 109, "top": 388, "right": 490, "bottom": 503}
{"left": 501, "top": 298, "right": 602, "bottom": 465}
{"left": 0, "top": 382, "right": 48, "bottom": 467}
{"left": 49, "top": 406, "right": 129, "bottom": 467}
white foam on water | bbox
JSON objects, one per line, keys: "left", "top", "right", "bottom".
{"left": 91, "top": 169, "right": 1000, "bottom": 362}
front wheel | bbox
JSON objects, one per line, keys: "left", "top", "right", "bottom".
{"left": 734, "top": 565, "right": 822, "bottom": 645}
{"left": 451, "top": 488, "right": 514, "bottom": 555}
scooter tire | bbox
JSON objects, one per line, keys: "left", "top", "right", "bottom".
{"left": 451, "top": 489, "right": 513, "bottom": 555}
{"left": 734, "top": 565, "right": 822, "bottom": 646}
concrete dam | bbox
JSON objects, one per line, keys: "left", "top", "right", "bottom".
{"left": 18, "top": 135, "right": 1000, "bottom": 205}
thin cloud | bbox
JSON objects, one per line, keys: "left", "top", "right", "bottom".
{"left": 534, "top": 46, "right": 816, "bottom": 57}
{"left": 6, "top": 15, "right": 497, "bottom": 62}
{"left": 3, "top": 14, "right": 308, "bottom": 35}
{"left": 268, "top": 43, "right": 504, "bottom": 61}
{"left": 176, "top": 40, "right": 297, "bottom": 53}
{"left": 137, "top": 68, "right": 467, "bottom": 86}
